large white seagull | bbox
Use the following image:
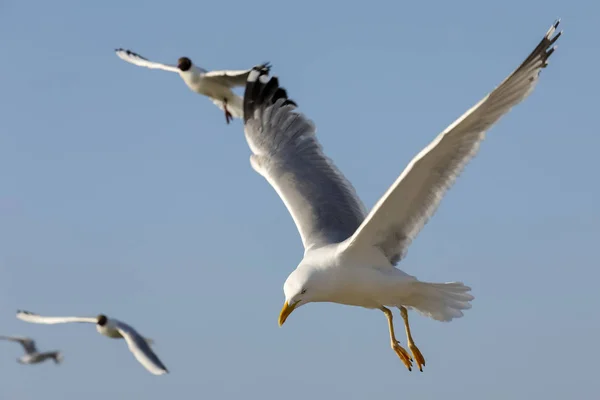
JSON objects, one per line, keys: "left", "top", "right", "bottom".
{"left": 241, "top": 20, "right": 562, "bottom": 372}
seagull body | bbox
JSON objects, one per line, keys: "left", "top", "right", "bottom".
{"left": 242, "top": 20, "right": 562, "bottom": 371}
{"left": 16, "top": 311, "right": 167, "bottom": 375}
{"left": 115, "top": 48, "right": 270, "bottom": 124}
{"left": 0, "top": 335, "right": 62, "bottom": 365}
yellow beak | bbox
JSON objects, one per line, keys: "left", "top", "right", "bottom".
{"left": 278, "top": 301, "right": 298, "bottom": 326}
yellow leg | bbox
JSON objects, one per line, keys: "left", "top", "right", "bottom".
{"left": 380, "top": 307, "right": 413, "bottom": 371}
{"left": 400, "top": 306, "right": 426, "bottom": 372}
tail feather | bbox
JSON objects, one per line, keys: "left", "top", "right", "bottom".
{"left": 407, "top": 281, "right": 474, "bottom": 322}
{"left": 211, "top": 95, "right": 243, "bottom": 118}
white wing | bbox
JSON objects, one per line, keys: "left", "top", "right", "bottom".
{"left": 242, "top": 70, "right": 367, "bottom": 251}
{"left": 115, "top": 48, "right": 180, "bottom": 73}
{"left": 16, "top": 310, "right": 97, "bottom": 324}
{"left": 114, "top": 320, "right": 168, "bottom": 376}
{"left": 346, "top": 20, "right": 562, "bottom": 265}
{"left": 0, "top": 335, "right": 37, "bottom": 354}
{"left": 203, "top": 62, "right": 271, "bottom": 87}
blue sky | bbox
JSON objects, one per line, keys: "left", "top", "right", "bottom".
{"left": 1, "top": 0, "right": 598, "bottom": 399}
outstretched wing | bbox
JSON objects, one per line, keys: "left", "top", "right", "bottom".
{"left": 242, "top": 69, "right": 367, "bottom": 251}
{"left": 16, "top": 310, "right": 97, "bottom": 324}
{"left": 114, "top": 320, "right": 168, "bottom": 376}
{"left": 346, "top": 20, "right": 562, "bottom": 265}
{"left": 0, "top": 335, "right": 37, "bottom": 354}
{"left": 115, "top": 48, "right": 180, "bottom": 73}
{"left": 203, "top": 62, "right": 271, "bottom": 87}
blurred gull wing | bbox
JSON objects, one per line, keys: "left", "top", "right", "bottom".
{"left": 17, "top": 310, "right": 97, "bottom": 325}
{"left": 115, "top": 48, "right": 180, "bottom": 73}
{"left": 114, "top": 320, "right": 168, "bottom": 376}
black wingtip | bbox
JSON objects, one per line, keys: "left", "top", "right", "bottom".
{"left": 545, "top": 19, "right": 562, "bottom": 44}
{"left": 518, "top": 19, "right": 563, "bottom": 72}
{"left": 243, "top": 66, "right": 297, "bottom": 123}
{"left": 116, "top": 48, "right": 143, "bottom": 59}
{"left": 542, "top": 19, "right": 563, "bottom": 64}
{"left": 258, "top": 62, "right": 272, "bottom": 74}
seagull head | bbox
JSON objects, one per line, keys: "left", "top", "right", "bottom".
{"left": 177, "top": 57, "right": 193, "bottom": 72}
{"left": 96, "top": 314, "right": 108, "bottom": 326}
{"left": 279, "top": 265, "right": 328, "bottom": 326}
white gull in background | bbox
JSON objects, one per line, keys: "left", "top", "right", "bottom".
{"left": 241, "top": 20, "right": 562, "bottom": 372}
{"left": 16, "top": 310, "right": 168, "bottom": 375}
{"left": 0, "top": 335, "right": 63, "bottom": 365}
{"left": 115, "top": 48, "right": 270, "bottom": 124}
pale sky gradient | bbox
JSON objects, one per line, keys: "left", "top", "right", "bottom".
{"left": 1, "top": 1, "right": 598, "bottom": 399}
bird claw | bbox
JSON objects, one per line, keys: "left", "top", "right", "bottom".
{"left": 224, "top": 109, "right": 233, "bottom": 124}
{"left": 392, "top": 341, "right": 413, "bottom": 371}
{"left": 222, "top": 99, "right": 233, "bottom": 124}
{"left": 408, "top": 342, "right": 426, "bottom": 372}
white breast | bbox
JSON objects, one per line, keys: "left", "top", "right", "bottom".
{"left": 96, "top": 320, "right": 123, "bottom": 339}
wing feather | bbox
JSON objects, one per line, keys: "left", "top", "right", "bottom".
{"left": 115, "top": 48, "right": 180, "bottom": 73}
{"left": 114, "top": 321, "right": 168, "bottom": 376}
{"left": 0, "top": 336, "right": 37, "bottom": 353}
{"left": 16, "top": 310, "right": 97, "bottom": 324}
{"left": 346, "top": 20, "right": 562, "bottom": 265}
{"left": 242, "top": 70, "right": 366, "bottom": 251}
{"left": 203, "top": 63, "right": 270, "bottom": 87}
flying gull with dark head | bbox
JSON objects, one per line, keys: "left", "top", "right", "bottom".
{"left": 16, "top": 310, "right": 168, "bottom": 375}
{"left": 115, "top": 48, "right": 270, "bottom": 124}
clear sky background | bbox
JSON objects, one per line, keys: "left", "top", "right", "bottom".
{"left": 1, "top": 0, "right": 598, "bottom": 399}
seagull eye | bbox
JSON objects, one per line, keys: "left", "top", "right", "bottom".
{"left": 301, "top": 289, "right": 307, "bottom": 295}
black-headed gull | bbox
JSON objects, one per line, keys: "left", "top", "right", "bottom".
{"left": 0, "top": 335, "right": 63, "bottom": 365}
{"left": 115, "top": 48, "right": 270, "bottom": 124}
{"left": 17, "top": 310, "right": 168, "bottom": 376}
{"left": 241, "top": 20, "right": 561, "bottom": 372}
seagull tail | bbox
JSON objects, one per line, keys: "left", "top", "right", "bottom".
{"left": 227, "top": 95, "right": 243, "bottom": 118}
{"left": 211, "top": 95, "right": 244, "bottom": 119}
{"left": 405, "top": 281, "right": 474, "bottom": 322}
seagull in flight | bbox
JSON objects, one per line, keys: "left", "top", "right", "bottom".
{"left": 0, "top": 335, "right": 63, "bottom": 365}
{"left": 16, "top": 310, "right": 168, "bottom": 375}
{"left": 115, "top": 48, "right": 270, "bottom": 124}
{"left": 241, "top": 20, "right": 562, "bottom": 372}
